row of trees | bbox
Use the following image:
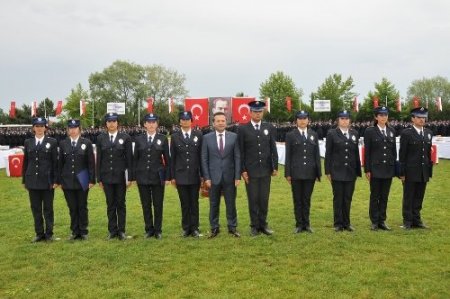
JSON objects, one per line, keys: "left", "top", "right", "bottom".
{"left": 1, "top": 60, "right": 449, "bottom": 127}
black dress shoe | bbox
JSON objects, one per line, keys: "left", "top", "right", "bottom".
{"left": 294, "top": 227, "right": 303, "bottom": 234}
{"left": 344, "top": 226, "right": 355, "bottom": 232}
{"left": 402, "top": 224, "right": 412, "bottom": 230}
{"left": 371, "top": 224, "right": 379, "bottom": 231}
{"left": 182, "top": 230, "right": 190, "bottom": 238}
{"left": 154, "top": 233, "right": 162, "bottom": 240}
{"left": 118, "top": 232, "right": 127, "bottom": 240}
{"left": 145, "top": 232, "right": 154, "bottom": 239}
{"left": 250, "top": 227, "right": 260, "bottom": 237}
{"left": 260, "top": 227, "right": 273, "bottom": 235}
{"left": 414, "top": 223, "right": 428, "bottom": 229}
{"left": 107, "top": 233, "right": 117, "bottom": 240}
{"left": 228, "top": 229, "right": 241, "bottom": 238}
{"left": 32, "top": 235, "right": 45, "bottom": 243}
{"left": 80, "top": 235, "right": 88, "bottom": 241}
{"left": 304, "top": 226, "right": 314, "bottom": 233}
{"left": 208, "top": 228, "right": 220, "bottom": 239}
{"left": 334, "top": 226, "right": 343, "bottom": 232}
{"left": 191, "top": 230, "right": 200, "bottom": 238}
{"left": 68, "top": 234, "right": 79, "bottom": 241}
{"left": 378, "top": 223, "right": 391, "bottom": 231}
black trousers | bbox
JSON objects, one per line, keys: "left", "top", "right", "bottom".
{"left": 63, "top": 189, "right": 89, "bottom": 236}
{"left": 28, "top": 189, "right": 54, "bottom": 238}
{"left": 245, "top": 176, "right": 271, "bottom": 229}
{"left": 402, "top": 181, "right": 427, "bottom": 226}
{"left": 369, "top": 178, "right": 392, "bottom": 225}
{"left": 291, "top": 179, "right": 315, "bottom": 228}
{"left": 137, "top": 184, "right": 164, "bottom": 234}
{"left": 103, "top": 182, "right": 127, "bottom": 235}
{"left": 331, "top": 180, "right": 356, "bottom": 228}
{"left": 209, "top": 180, "right": 237, "bottom": 230}
{"left": 176, "top": 184, "right": 200, "bottom": 232}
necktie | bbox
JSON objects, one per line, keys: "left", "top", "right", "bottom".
{"left": 219, "top": 133, "right": 224, "bottom": 155}
{"left": 184, "top": 133, "right": 189, "bottom": 140}
{"left": 148, "top": 136, "right": 152, "bottom": 144}
{"left": 343, "top": 132, "right": 348, "bottom": 139}
{"left": 420, "top": 130, "right": 423, "bottom": 140}
{"left": 255, "top": 124, "right": 259, "bottom": 131}
{"left": 381, "top": 130, "right": 386, "bottom": 139}
{"left": 302, "top": 131, "right": 306, "bottom": 141}
{"left": 110, "top": 135, "right": 114, "bottom": 144}
{"left": 72, "top": 141, "right": 76, "bottom": 150}
{"left": 36, "top": 141, "right": 41, "bottom": 148}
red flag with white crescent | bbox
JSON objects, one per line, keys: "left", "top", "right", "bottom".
{"left": 184, "top": 98, "right": 209, "bottom": 127}
{"left": 286, "top": 96, "right": 292, "bottom": 112}
{"left": 231, "top": 97, "right": 255, "bottom": 124}
{"left": 147, "top": 97, "right": 154, "bottom": 113}
{"left": 373, "top": 96, "right": 379, "bottom": 108}
{"left": 9, "top": 101, "right": 16, "bottom": 118}
{"left": 56, "top": 100, "right": 63, "bottom": 116}
{"left": 436, "top": 96, "right": 442, "bottom": 112}
{"left": 80, "top": 99, "right": 86, "bottom": 116}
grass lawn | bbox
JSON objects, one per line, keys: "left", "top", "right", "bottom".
{"left": 0, "top": 160, "right": 449, "bottom": 298}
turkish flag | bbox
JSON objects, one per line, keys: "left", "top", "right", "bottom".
{"left": 413, "top": 96, "right": 420, "bottom": 108}
{"left": 373, "top": 96, "right": 379, "bottom": 108}
{"left": 231, "top": 97, "right": 255, "bottom": 124}
{"left": 185, "top": 98, "right": 209, "bottom": 127}
{"left": 147, "top": 97, "right": 154, "bottom": 113}
{"left": 55, "top": 100, "right": 63, "bottom": 116}
{"left": 9, "top": 101, "right": 16, "bottom": 118}
{"left": 286, "top": 96, "right": 292, "bottom": 112}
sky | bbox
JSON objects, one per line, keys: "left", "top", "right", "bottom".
{"left": 1, "top": 0, "right": 449, "bottom": 112}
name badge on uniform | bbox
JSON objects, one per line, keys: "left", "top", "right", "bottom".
{"left": 264, "top": 129, "right": 269, "bottom": 135}
{"left": 156, "top": 139, "right": 161, "bottom": 145}
{"left": 310, "top": 135, "right": 314, "bottom": 141}
{"left": 81, "top": 144, "right": 86, "bottom": 150}
{"left": 193, "top": 136, "right": 198, "bottom": 143}
{"left": 45, "top": 143, "right": 51, "bottom": 149}
{"left": 427, "top": 133, "right": 431, "bottom": 140}
{"left": 118, "top": 138, "right": 124, "bottom": 144}
{"left": 351, "top": 135, "right": 356, "bottom": 141}
{"left": 390, "top": 132, "right": 394, "bottom": 138}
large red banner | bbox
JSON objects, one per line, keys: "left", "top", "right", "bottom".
{"left": 185, "top": 98, "right": 209, "bottom": 128}
{"left": 231, "top": 97, "right": 255, "bottom": 124}
{"left": 147, "top": 97, "right": 154, "bottom": 113}
{"left": 9, "top": 101, "right": 16, "bottom": 118}
{"left": 55, "top": 100, "right": 63, "bottom": 116}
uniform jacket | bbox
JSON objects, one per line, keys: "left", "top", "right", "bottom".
{"left": 133, "top": 133, "right": 170, "bottom": 185}
{"left": 58, "top": 137, "right": 95, "bottom": 189}
{"left": 284, "top": 128, "right": 321, "bottom": 180}
{"left": 22, "top": 136, "right": 58, "bottom": 190}
{"left": 238, "top": 122, "right": 278, "bottom": 178}
{"left": 170, "top": 129, "right": 202, "bottom": 185}
{"left": 325, "top": 128, "right": 362, "bottom": 181}
{"left": 201, "top": 131, "right": 241, "bottom": 185}
{"left": 363, "top": 126, "right": 397, "bottom": 179}
{"left": 399, "top": 127, "right": 433, "bottom": 182}
{"left": 96, "top": 132, "right": 133, "bottom": 184}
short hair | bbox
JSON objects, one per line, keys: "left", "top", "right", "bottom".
{"left": 213, "top": 112, "right": 226, "bottom": 121}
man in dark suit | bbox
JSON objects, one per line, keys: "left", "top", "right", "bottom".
{"left": 96, "top": 113, "right": 134, "bottom": 240}
{"left": 201, "top": 112, "right": 241, "bottom": 238}
{"left": 58, "top": 119, "right": 95, "bottom": 240}
{"left": 133, "top": 113, "right": 170, "bottom": 239}
{"left": 170, "top": 111, "right": 203, "bottom": 238}
{"left": 22, "top": 117, "right": 58, "bottom": 242}
{"left": 399, "top": 107, "right": 433, "bottom": 229}
{"left": 238, "top": 100, "right": 278, "bottom": 236}
{"left": 325, "top": 110, "right": 362, "bottom": 232}
{"left": 285, "top": 111, "right": 321, "bottom": 233}
{"left": 364, "top": 106, "right": 396, "bottom": 231}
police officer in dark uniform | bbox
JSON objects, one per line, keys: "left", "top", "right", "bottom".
{"left": 399, "top": 107, "right": 433, "bottom": 229}
{"left": 22, "top": 117, "right": 58, "bottom": 242}
{"left": 170, "top": 111, "right": 203, "bottom": 238}
{"left": 58, "top": 119, "right": 95, "bottom": 240}
{"left": 134, "top": 113, "right": 170, "bottom": 239}
{"left": 96, "top": 113, "right": 134, "bottom": 240}
{"left": 285, "top": 110, "right": 321, "bottom": 233}
{"left": 325, "top": 110, "right": 361, "bottom": 232}
{"left": 238, "top": 100, "right": 278, "bottom": 236}
{"left": 364, "top": 107, "right": 396, "bottom": 231}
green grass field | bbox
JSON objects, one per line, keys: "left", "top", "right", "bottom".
{"left": 1, "top": 160, "right": 449, "bottom": 298}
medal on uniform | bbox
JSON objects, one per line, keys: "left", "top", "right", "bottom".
{"left": 45, "top": 143, "right": 51, "bottom": 149}
{"left": 81, "top": 144, "right": 86, "bottom": 150}
{"left": 193, "top": 136, "right": 198, "bottom": 142}
{"left": 118, "top": 138, "right": 124, "bottom": 144}
{"left": 157, "top": 139, "right": 161, "bottom": 145}
{"left": 310, "top": 135, "right": 314, "bottom": 141}
{"left": 264, "top": 129, "right": 269, "bottom": 135}
{"left": 390, "top": 132, "right": 393, "bottom": 137}
{"left": 351, "top": 135, "right": 356, "bottom": 141}
{"left": 428, "top": 133, "right": 431, "bottom": 140}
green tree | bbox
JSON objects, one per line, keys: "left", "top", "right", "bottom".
{"left": 259, "top": 71, "right": 303, "bottom": 122}
{"left": 310, "top": 74, "right": 356, "bottom": 120}
{"left": 358, "top": 78, "right": 401, "bottom": 121}
{"left": 406, "top": 76, "right": 450, "bottom": 120}
{"left": 64, "top": 83, "right": 92, "bottom": 127}
{"left": 37, "top": 98, "right": 55, "bottom": 119}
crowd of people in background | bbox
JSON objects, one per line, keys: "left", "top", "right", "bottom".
{"left": 1, "top": 119, "right": 450, "bottom": 147}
